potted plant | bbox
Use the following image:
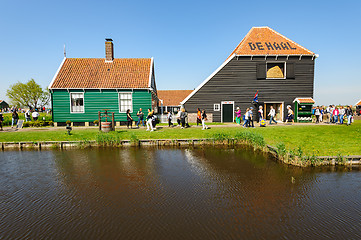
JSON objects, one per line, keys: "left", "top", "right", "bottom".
{"left": 65, "top": 120, "right": 72, "bottom": 135}
{"left": 94, "top": 120, "right": 99, "bottom": 126}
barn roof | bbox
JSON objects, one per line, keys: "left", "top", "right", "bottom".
{"left": 49, "top": 58, "right": 153, "bottom": 89}
{"left": 229, "top": 26, "right": 315, "bottom": 57}
{"left": 158, "top": 90, "right": 193, "bottom": 106}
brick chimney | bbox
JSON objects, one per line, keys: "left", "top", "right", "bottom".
{"left": 105, "top": 38, "right": 114, "bottom": 62}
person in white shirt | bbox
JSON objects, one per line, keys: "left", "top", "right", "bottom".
{"left": 258, "top": 106, "right": 264, "bottom": 122}
{"left": 32, "top": 110, "right": 39, "bottom": 121}
{"left": 268, "top": 106, "right": 277, "bottom": 124}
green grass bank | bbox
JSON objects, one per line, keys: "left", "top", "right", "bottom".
{"left": 1, "top": 120, "right": 360, "bottom": 157}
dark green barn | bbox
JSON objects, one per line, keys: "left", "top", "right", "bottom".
{"left": 49, "top": 39, "right": 157, "bottom": 126}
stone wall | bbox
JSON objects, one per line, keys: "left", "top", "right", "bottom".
{"left": 187, "top": 113, "right": 213, "bottom": 123}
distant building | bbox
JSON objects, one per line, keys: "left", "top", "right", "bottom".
{"left": 0, "top": 100, "right": 9, "bottom": 110}
{"left": 157, "top": 90, "right": 193, "bottom": 114}
{"left": 49, "top": 39, "right": 158, "bottom": 126}
{"left": 182, "top": 26, "right": 318, "bottom": 122}
{"left": 356, "top": 100, "right": 361, "bottom": 116}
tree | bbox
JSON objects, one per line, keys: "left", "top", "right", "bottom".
{"left": 6, "top": 79, "right": 50, "bottom": 109}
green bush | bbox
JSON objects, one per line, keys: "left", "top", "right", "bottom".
{"left": 275, "top": 142, "right": 287, "bottom": 157}
{"left": 211, "top": 132, "right": 230, "bottom": 141}
{"left": 234, "top": 131, "right": 266, "bottom": 147}
{"left": 95, "top": 132, "right": 123, "bottom": 146}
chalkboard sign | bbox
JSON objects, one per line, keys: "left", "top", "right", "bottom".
{"left": 17, "top": 120, "right": 24, "bottom": 129}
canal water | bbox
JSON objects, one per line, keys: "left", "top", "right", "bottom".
{"left": 1, "top": 148, "right": 361, "bottom": 239}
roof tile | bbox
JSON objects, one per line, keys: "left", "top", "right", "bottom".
{"left": 157, "top": 90, "right": 193, "bottom": 106}
{"left": 50, "top": 58, "right": 151, "bottom": 89}
{"left": 229, "top": 26, "right": 314, "bottom": 57}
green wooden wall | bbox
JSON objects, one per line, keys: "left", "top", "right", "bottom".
{"left": 51, "top": 89, "right": 152, "bottom": 122}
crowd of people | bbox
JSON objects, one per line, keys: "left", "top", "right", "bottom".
{"left": 312, "top": 105, "right": 355, "bottom": 126}
{"left": 0, "top": 107, "right": 45, "bottom": 131}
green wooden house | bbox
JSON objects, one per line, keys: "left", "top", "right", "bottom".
{"left": 49, "top": 39, "right": 158, "bottom": 126}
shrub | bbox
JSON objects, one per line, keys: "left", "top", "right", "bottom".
{"left": 95, "top": 132, "right": 123, "bottom": 146}
{"left": 276, "top": 142, "right": 287, "bottom": 157}
{"left": 130, "top": 133, "right": 139, "bottom": 145}
{"left": 211, "top": 132, "right": 230, "bottom": 141}
{"left": 234, "top": 131, "right": 266, "bottom": 147}
{"left": 47, "top": 121, "right": 54, "bottom": 126}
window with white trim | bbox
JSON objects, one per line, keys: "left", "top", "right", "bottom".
{"left": 214, "top": 104, "right": 220, "bottom": 111}
{"left": 119, "top": 92, "right": 132, "bottom": 112}
{"left": 70, "top": 93, "right": 84, "bottom": 113}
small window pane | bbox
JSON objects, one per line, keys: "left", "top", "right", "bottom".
{"left": 119, "top": 93, "right": 132, "bottom": 112}
{"left": 71, "top": 93, "right": 84, "bottom": 113}
{"left": 214, "top": 104, "right": 220, "bottom": 111}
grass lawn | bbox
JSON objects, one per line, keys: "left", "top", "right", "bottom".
{"left": 0, "top": 120, "right": 360, "bottom": 156}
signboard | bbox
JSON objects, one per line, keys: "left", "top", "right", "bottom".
{"left": 17, "top": 120, "right": 24, "bottom": 129}
{"left": 248, "top": 42, "right": 296, "bottom": 51}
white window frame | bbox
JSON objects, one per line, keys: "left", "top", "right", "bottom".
{"left": 266, "top": 62, "right": 286, "bottom": 79}
{"left": 214, "top": 104, "right": 220, "bottom": 111}
{"left": 118, "top": 92, "right": 133, "bottom": 113}
{"left": 69, "top": 92, "right": 85, "bottom": 113}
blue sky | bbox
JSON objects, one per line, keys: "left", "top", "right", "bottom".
{"left": 1, "top": 0, "right": 360, "bottom": 105}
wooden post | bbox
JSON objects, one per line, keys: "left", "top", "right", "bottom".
{"left": 112, "top": 112, "right": 115, "bottom": 131}
{"left": 98, "top": 111, "right": 101, "bottom": 131}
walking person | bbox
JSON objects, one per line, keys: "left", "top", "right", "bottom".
{"left": 235, "top": 107, "right": 242, "bottom": 125}
{"left": 136, "top": 108, "right": 145, "bottom": 127}
{"left": 268, "top": 105, "right": 277, "bottom": 124}
{"left": 25, "top": 109, "right": 31, "bottom": 122}
{"left": 339, "top": 106, "right": 345, "bottom": 124}
{"left": 126, "top": 109, "right": 133, "bottom": 129}
{"left": 320, "top": 106, "right": 324, "bottom": 122}
{"left": 146, "top": 108, "right": 155, "bottom": 131}
{"left": 167, "top": 111, "right": 173, "bottom": 127}
{"left": 345, "top": 106, "right": 353, "bottom": 126}
{"left": 243, "top": 108, "right": 249, "bottom": 127}
{"left": 201, "top": 109, "right": 208, "bottom": 130}
{"left": 285, "top": 105, "right": 294, "bottom": 124}
{"left": 315, "top": 106, "right": 321, "bottom": 124}
{"left": 0, "top": 111, "right": 4, "bottom": 131}
{"left": 258, "top": 106, "right": 264, "bottom": 122}
{"left": 179, "top": 108, "right": 186, "bottom": 129}
{"left": 196, "top": 108, "right": 202, "bottom": 126}
{"left": 11, "top": 109, "right": 19, "bottom": 128}
{"left": 32, "top": 110, "right": 39, "bottom": 121}
{"left": 333, "top": 107, "right": 339, "bottom": 124}
{"left": 247, "top": 107, "right": 254, "bottom": 128}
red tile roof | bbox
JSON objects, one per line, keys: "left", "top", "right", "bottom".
{"left": 229, "top": 27, "right": 315, "bottom": 57}
{"left": 356, "top": 100, "right": 361, "bottom": 106}
{"left": 293, "top": 98, "right": 315, "bottom": 104}
{"left": 49, "top": 58, "right": 152, "bottom": 89}
{"left": 157, "top": 90, "right": 193, "bottom": 106}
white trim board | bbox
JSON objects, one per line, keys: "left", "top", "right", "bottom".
{"left": 49, "top": 57, "right": 66, "bottom": 89}
{"left": 148, "top": 57, "right": 154, "bottom": 89}
{"left": 181, "top": 54, "right": 236, "bottom": 104}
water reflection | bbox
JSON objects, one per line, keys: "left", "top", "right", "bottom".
{"left": 0, "top": 148, "right": 361, "bottom": 239}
